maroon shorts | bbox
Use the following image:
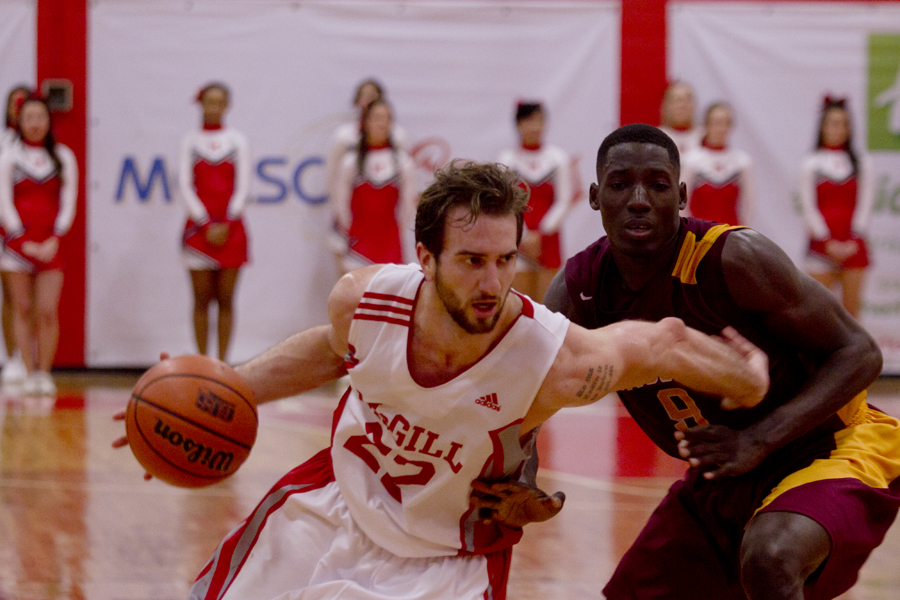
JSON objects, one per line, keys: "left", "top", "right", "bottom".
{"left": 603, "top": 475, "right": 900, "bottom": 600}
{"left": 604, "top": 402, "right": 900, "bottom": 599}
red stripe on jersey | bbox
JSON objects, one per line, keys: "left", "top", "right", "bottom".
{"left": 356, "top": 301, "right": 413, "bottom": 316}
{"left": 484, "top": 546, "right": 513, "bottom": 600}
{"left": 516, "top": 292, "right": 534, "bottom": 318}
{"left": 331, "top": 387, "right": 353, "bottom": 441}
{"left": 362, "top": 291, "right": 415, "bottom": 306}
{"left": 352, "top": 313, "right": 411, "bottom": 327}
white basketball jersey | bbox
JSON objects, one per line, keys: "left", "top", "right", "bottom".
{"left": 332, "top": 263, "right": 569, "bottom": 558}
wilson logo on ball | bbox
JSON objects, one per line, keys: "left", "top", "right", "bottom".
{"left": 153, "top": 418, "right": 234, "bottom": 472}
{"left": 195, "top": 388, "right": 236, "bottom": 422}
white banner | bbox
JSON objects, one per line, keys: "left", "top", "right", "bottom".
{"left": 0, "top": 0, "right": 35, "bottom": 121}
{"left": 88, "top": 0, "right": 619, "bottom": 366}
{"left": 670, "top": 1, "right": 900, "bottom": 373}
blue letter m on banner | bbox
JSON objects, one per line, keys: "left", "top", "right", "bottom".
{"left": 116, "top": 156, "right": 171, "bottom": 202}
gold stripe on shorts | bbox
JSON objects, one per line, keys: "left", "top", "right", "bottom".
{"left": 755, "top": 391, "right": 900, "bottom": 517}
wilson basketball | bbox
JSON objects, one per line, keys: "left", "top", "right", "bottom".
{"left": 125, "top": 355, "right": 258, "bottom": 488}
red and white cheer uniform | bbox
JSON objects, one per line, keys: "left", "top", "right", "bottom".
{"left": 0, "top": 138, "right": 77, "bottom": 272}
{"left": 682, "top": 141, "right": 755, "bottom": 226}
{"left": 325, "top": 119, "right": 409, "bottom": 201}
{"left": 498, "top": 143, "right": 573, "bottom": 270}
{"left": 332, "top": 143, "right": 417, "bottom": 270}
{"left": 178, "top": 124, "right": 251, "bottom": 270}
{"left": 799, "top": 147, "right": 874, "bottom": 272}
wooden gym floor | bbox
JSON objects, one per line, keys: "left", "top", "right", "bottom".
{"left": 0, "top": 372, "right": 898, "bottom": 599}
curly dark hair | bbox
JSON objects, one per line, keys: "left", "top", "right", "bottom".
{"left": 415, "top": 161, "right": 528, "bottom": 257}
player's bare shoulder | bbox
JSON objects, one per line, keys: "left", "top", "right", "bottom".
{"left": 328, "top": 265, "right": 385, "bottom": 342}
{"left": 720, "top": 228, "right": 806, "bottom": 313}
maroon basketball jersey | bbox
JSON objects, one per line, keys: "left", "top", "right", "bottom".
{"left": 564, "top": 217, "right": 844, "bottom": 461}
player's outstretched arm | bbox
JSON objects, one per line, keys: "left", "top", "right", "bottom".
{"left": 234, "top": 325, "right": 346, "bottom": 405}
{"left": 523, "top": 317, "right": 769, "bottom": 433}
{"left": 235, "top": 264, "right": 382, "bottom": 404}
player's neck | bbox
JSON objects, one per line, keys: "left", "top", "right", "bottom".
{"left": 610, "top": 238, "right": 680, "bottom": 292}
{"left": 408, "top": 286, "right": 521, "bottom": 386}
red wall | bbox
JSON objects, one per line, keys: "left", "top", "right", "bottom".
{"left": 37, "top": 0, "right": 87, "bottom": 366}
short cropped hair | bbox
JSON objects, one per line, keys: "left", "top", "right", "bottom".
{"left": 415, "top": 161, "right": 528, "bottom": 257}
{"left": 515, "top": 101, "right": 543, "bottom": 123}
{"left": 596, "top": 123, "right": 680, "bottom": 172}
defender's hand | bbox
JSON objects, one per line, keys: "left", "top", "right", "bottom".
{"left": 675, "top": 424, "right": 767, "bottom": 480}
{"left": 470, "top": 479, "right": 565, "bottom": 528}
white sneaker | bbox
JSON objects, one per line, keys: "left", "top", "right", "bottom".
{"left": 24, "top": 371, "right": 56, "bottom": 396}
{"left": 22, "top": 372, "right": 40, "bottom": 395}
{"left": 1, "top": 355, "right": 27, "bottom": 386}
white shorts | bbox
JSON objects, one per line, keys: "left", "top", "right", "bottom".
{"left": 190, "top": 451, "right": 503, "bottom": 600}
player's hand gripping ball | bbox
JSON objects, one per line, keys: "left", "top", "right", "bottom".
{"left": 125, "top": 355, "right": 257, "bottom": 488}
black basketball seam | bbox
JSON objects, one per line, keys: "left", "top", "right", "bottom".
{"left": 131, "top": 411, "right": 231, "bottom": 482}
{"left": 134, "top": 372, "right": 258, "bottom": 418}
{"left": 131, "top": 394, "right": 255, "bottom": 450}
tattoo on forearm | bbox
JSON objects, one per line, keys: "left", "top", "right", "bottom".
{"left": 575, "top": 364, "right": 614, "bottom": 402}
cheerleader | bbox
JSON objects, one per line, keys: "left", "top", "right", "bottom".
{"left": 798, "top": 97, "right": 874, "bottom": 319}
{"left": 332, "top": 99, "right": 417, "bottom": 274}
{"left": 659, "top": 81, "right": 702, "bottom": 158}
{"left": 0, "top": 94, "right": 77, "bottom": 395}
{"left": 682, "top": 102, "right": 755, "bottom": 226}
{"left": 498, "top": 102, "right": 574, "bottom": 302}
{"left": 178, "top": 82, "right": 251, "bottom": 361}
{"left": 324, "top": 79, "right": 408, "bottom": 204}
{"left": 0, "top": 85, "right": 30, "bottom": 386}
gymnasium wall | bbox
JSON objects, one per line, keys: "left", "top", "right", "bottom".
{"left": 669, "top": 2, "right": 900, "bottom": 373}
{"left": 87, "top": 0, "right": 620, "bottom": 366}
{"left": 0, "top": 2, "right": 34, "bottom": 96}
{"left": 6, "top": 0, "right": 900, "bottom": 373}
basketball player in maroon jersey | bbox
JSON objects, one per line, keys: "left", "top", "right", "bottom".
{"left": 474, "top": 124, "right": 900, "bottom": 600}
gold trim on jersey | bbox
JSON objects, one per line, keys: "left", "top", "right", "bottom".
{"left": 671, "top": 224, "right": 746, "bottom": 285}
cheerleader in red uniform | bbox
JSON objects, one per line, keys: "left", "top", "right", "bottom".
{"left": 324, "top": 79, "right": 408, "bottom": 205}
{"left": 682, "top": 102, "right": 755, "bottom": 226}
{"left": 0, "top": 94, "right": 77, "bottom": 396}
{"left": 799, "top": 97, "right": 874, "bottom": 319}
{"left": 332, "top": 99, "right": 417, "bottom": 274}
{"left": 498, "top": 102, "right": 574, "bottom": 302}
{"left": 178, "top": 83, "right": 250, "bottom": 361}
{"left": 659, "top": 81, "right": 702, "bottom": 158}
{"left": 0, "top": 85, "right": 30, "bottom": 386}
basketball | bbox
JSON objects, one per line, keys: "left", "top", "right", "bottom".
{"left": 125, "top": 355, "right": 258, "bottom": 488}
